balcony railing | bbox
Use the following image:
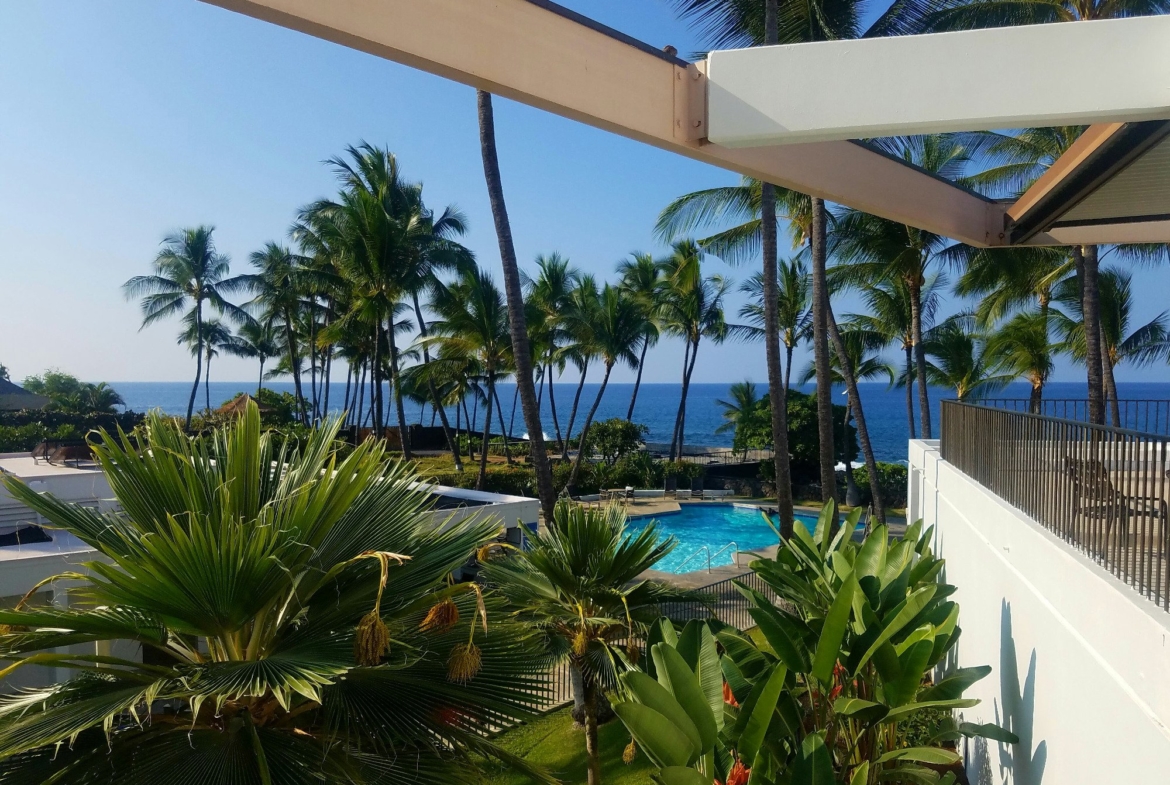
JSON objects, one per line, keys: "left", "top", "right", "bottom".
{"left": 978, "top": 398, "right": 1170, "bottom": 437}
{"left": 941, "top": 400, "right": 1170, "bottom": 611}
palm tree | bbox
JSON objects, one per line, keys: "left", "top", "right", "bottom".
{"left": 123, "top": 226, "right": 249, "bottom": 428}
{"left": 482, "top": 501, "right": 701, "bottom": 785}
{"left": 615, "top": 252, "right": 664, "bottom": 422}
{"left": 847, "top": 275, "right": 945, "bottom": 439}
{"left": 559, "top": 275, "right": 601, "bottom": 460}
{"left": 0, "top": 403, "right": 550, "bottom": 784}
{"left": 227, "top": 318, "right": 284, "bottom": 396}
{"left": 833, "top": 135, "right": 975, "bottom": 439}
{"left": 525, "top": 252, "right": 581, "bottom": 449}
{"left": 1054, "top": 267, "right": 1170, "bottom": 426}
{"left": 426, "top": 268, "right": 514, "bottom": 489}
{"left": 248, "top": 242, "right": 312, "bottom": 424}
{"left": 924, "top": 316, "right": 1015, "bottom": 402}
{"left": 658, "top": 240, "right": 733, "bottom": 461}
{"left": 477, "top": 90, "right": 557, "bottom": 523}
{"left": 179, "top": 316, "right": 236, "bottom": 413}
{"left": 738, "top": 259, "right": 812, "bottom": 396}
{"left": 566, "top": 285, "right": 643, "bottom": 491}
{"left": 987, "top": 311, "right": 1055, "bottom": 412}
{"left": 715, "top": 380, "right": 767, "bottom": 459}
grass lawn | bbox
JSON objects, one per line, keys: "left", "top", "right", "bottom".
{"left": 482, "top": 708, "right": 654, "bottom": 785}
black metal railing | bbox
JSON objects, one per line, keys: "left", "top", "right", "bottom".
{"left": 979, "top": 398, "right": 1170, "bottom": 437}
{"left": 941, "top": 400, "right": 1170, "bottom": 611}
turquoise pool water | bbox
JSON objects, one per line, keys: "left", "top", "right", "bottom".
{"left": 628, "top": 504, "right": 820, "bottom": 574}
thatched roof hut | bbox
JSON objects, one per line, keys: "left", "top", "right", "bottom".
{"left": 0, "top": 379, "right": 50, "bottom": 411}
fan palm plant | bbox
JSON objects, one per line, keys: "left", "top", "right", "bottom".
{"left": 616, "top": 252, "right": 664, "bottom": 422}
{"left": 565, "top": 285, "right": 643, "bottom": 491}
{"left": 482, "top": 500, "right": 704, "bottom": 785}
{"left": 0, "top": 403, "right": 550, "bottom": 785}
{"left": 122, "top": 226, "right": 249, "bottom": 428}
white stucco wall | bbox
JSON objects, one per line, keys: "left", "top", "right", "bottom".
{"left": 908, "top": 439, "right": 1170, "bottom": 785}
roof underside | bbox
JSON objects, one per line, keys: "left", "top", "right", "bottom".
{"left": 200, "top": 0, "right": 1170, "bottom": 248}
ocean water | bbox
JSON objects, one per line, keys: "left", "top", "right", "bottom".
{"left": 111, "top": 379, "right": 1170, "bottom": 464}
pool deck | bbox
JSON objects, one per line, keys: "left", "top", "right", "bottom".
{"left": 624, "top": 499, "right": 907, "bottom": 589}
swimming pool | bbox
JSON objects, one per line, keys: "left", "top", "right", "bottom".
{"left": 627, "top": 503, "right": 820, "bottom": 574}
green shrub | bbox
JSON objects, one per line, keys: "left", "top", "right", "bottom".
{"left": 851, "top": 461, "right": 909, "bottom": 508}
{"left": 580, "top": 419, "right": 648, "bottom": 465}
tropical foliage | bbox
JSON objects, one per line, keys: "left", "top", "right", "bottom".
{"left": 0, "top": 403, "right": 550, "bottom": 784}
{"left": 21, "top": 370, "right": 125, "bottom": 414}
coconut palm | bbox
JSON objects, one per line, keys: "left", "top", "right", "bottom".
{"left": 1054, "top": 267, "right": 1170, "bottom": 426}
{"left": 987, "top": 311, "right": 1055, "bottom": 412}
{"left": 476, "top": 90, "right": 557, "bottom": 523}
{"left": 425, "top": 268, "right": 514, "bottom": 489}
{"left": 615, "top": 252, "right": 664, "bottom": 421}
{"left": 178, "top": 317, "right": 237, "bottom": 414}
{"left": 657, "top": 240, "right": 733, "bottom": 461}
{"left": 559, "top": 275, "right": 601, "bottom": 459}
{"left": 226, "top": 318, "right": 284, "bottom": 396}
{"left": 481, "top": 501, "right": 702, "bottom": 785}
{"left": 832, "top": 135, "right": 974, "bottom": 439}
{"left": 524, "top": 252, "right": 581, "bottom": 449}
{"left": 715, "top": 379, "right": 768, "bottom": 459}
{"left": 738, "top": 259, "right": 812, "bottom": 396}
{"left": 248, "top": 242, "right": 312, "bottom": 424}
{"left": 566, "top": 285, "right": 643, "bottom": 492}
{"left": 924, "top": 316, "right": 1015, "bottom": 402}
{"left": 846, "top": 274, "right": 946, "bottom": 440}
{"left": 0, "top": 403, "right": 550, "bottom": 785}
{"left": 123, "top": 226, "right": 249, "bottom": 428}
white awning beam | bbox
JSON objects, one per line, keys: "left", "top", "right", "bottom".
{"left": 707, "top": 16, "right": 1170, "bottom": 147}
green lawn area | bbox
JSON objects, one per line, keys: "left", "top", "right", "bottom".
{"left": 482, "top": 708, "right": 654, "bottom": 785}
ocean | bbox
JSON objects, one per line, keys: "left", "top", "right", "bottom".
{"left": 111, "top": 379, "right": 1170, "bottom": 464}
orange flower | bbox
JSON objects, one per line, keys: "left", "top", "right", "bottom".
{"left": 723, "top": 680, "right": 740, "bottom": 708}
{"left": 727, "top": 759, "right": 750, "bottom": 785}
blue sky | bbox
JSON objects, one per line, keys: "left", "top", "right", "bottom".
{"left": 0, "top": 0, "right": 1166, "bottom": 387}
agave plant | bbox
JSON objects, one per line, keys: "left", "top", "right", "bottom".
{"left": 616, "top": 503, "right": 1017, "bottom": 785}
{"left": 0, "top": 403, "right": 548, "bottom": 784}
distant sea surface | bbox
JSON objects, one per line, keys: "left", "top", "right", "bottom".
{"left": 112, "top": 380, "right": 1170, "bottom": 464}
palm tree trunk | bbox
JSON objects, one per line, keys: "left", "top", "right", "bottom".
{"left": 669, "top": 340, "right": 691, "bottom": 461}
{"left": 904, "top": 346, "right": 916, "bottom": 439}
{"left": 583, "top": 678, "right": 602, "bottom": 785}
{"left": 568, "top": 362, "right": 613, "bottom": 492}
{"left": 826, "top": 303, "right": 885, "bottom": 523}
{"left": 784, "top": 343, "right": 794, "bottom": 402}
{"left": 761, "top": 164, "right": 795, "bottom": 535}
{"left": 286, "top": 312, "right": 307, "bottom": 425}
{"left": 412, "top": 292, "right": 461, "bottom": 470}
{"left": 309, "top": 309, "right": 320, "bottom": 422}
{"left": 810, "top": 198, "right": 838, "bottom": 514}
{"left": 462, "top": 396, "right": 475, "bottom": 461}
{"left": 627, "top": 336, "right": 650, "bottom": 421}
{"left": 1105, "top": 351, "right": 1121, "bottom": 428}
{"left": 477, "top": 374, "right": 495, "bottom": 490}
{"left": 372, "top": 325, "right": 384, "bottom": 437}
{"left": 563, "top": 362, "right": 589, "bottom": 460}
{"left": 477, "top": 89, "right": 556, "bottom": 521}
{"left": 676, "top": 338, "right": 700, "bottom": 459}
{"left": 257, "top": 357, "right": 265, "bottom": 398}
{"left": 204, "top": 347, "right": 212, "bottom": 412}
{"left": 355, "top": 361, "right": 366, "bottom": 431}
{"left": 909, "top": 284, "right": 932, "bottom": 439}
{"left": 508, "top": 383, "right": 520, "bottom": 439}
{"left": 1030, "top": 377, "right": 1044, "bottom": 414}
{"left": 548, "top": 356, "right": 565, "bottom": 451}
{"left": 1076, "top": 245, "right": 1106, "bottom": 425}
{"left": 323, "top": 350, "right": 332, "bottom": 419}
{"left": 386, "top": 321, "right": 412, "bottom": 460}
{"left": 185, "top": 305, "right": 204, "bottom": 429}
{"left": 493, "top": 385, "right": 513, "bottom": 465}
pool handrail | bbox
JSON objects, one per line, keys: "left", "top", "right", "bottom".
{"left": 676, "top": 541, "right": 740, "bottom": 573}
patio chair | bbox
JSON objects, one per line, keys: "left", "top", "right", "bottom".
{"left": 690, "top": 477, "right": 706, "bottom": 500}
{"left": 664, "top": 475, "right": 678, "bottom": 499}
{"left": 1065, "top": 456, "right": 1168, "bottom": 543}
